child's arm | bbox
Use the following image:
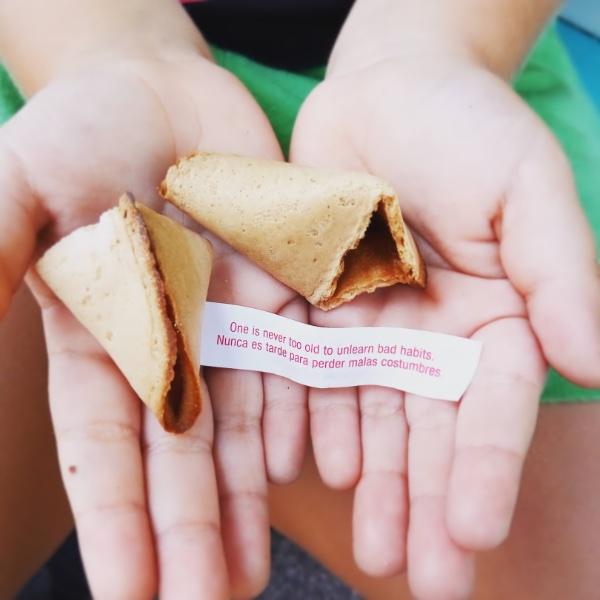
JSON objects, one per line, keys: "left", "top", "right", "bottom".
{"left": 0, "top": 5, "right": 287, "bottom": 598}
{"left": 291, "top": 1, "right": 600, "bottom": 597}
{"left": 328, "top": 0, "right": 560, "bottom": 79}
{"left": 0, "top": 0, "right": 209, "bottom": 95}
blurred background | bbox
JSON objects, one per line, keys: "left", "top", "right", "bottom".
{"left": 559, "top": 0, "right": 600, "bottom": 108}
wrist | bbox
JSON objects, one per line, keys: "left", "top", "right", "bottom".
{"left": 327, "top": 30, "right": 481, "bottom": 81}
{"left": 54, "top": 36, "right": 211, "bottom": 86}
{"left": 327, "top": 0, "right": 560, "bottom": 81}
{"left": 0, "top": 0, "right": 209, "bottom": 95}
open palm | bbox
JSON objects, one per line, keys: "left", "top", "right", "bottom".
{"left": 0, "top": 54, "right": 305, "bottom": 599}
{"left": 291, "top": 57, "right": 600, "bottom": 598}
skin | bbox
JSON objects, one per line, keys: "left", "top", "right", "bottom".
{"left": 3, "top": 302, "right": 600, "bottom": 600}
{"left": 1, "top": 0, "right": 599, "bottom": 598}
{"left": 288, "top": 1, "right": 600, "bottom": 595}
{"left": 270, "top": 404, "right": 600, "bottom": 600}
{"left": 0, "top": 53, "right": 301, "bottom": 599}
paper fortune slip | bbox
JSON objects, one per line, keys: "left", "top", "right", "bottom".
{"left": 200, "top": 302, "right": 482, "bottom": 401}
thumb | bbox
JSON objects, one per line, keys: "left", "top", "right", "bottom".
{"left": 0, "top": 127, "right": 48, "bottom": 317}
{"left": 289, "top": 82, "right": 364, "bottom": 171}
{"left": 500, "top": 126, "right": 600, "bottom": 387}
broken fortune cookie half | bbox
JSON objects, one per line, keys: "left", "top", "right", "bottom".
{"left": 160, "top": 153, "right": 426, "bottom": 310}
{"left": 36, "top": 194, "right": 213, "bottom": 433}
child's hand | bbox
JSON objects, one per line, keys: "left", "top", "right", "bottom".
{"left": 291, "top": 54, "right": 600, "bottom": 598}
{"left": 0, "top": 52, "right": 296, "bottom": 599}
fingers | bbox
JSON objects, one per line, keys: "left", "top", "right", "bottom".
{"left": 206, "top": 368, "right": 270, "bottom": 599}
{"left": 500, "top": 127, "right": 600, "bottom": 387}
{"left": 353, "top": 386, "right": 408, "bottom": 576}
{"left": 290, "top": 80, "right": 366, "bottom": 172}
{"left": 0, "top": 136, "right": 46, "bottom": 317}
{"left": 447, "top": 318, "right": 544, "bottom": 550}
{"left": 205, "top": 224, "right": 303, "bottom": 596}
{"left": 175, "top": 60, "right": 284, "bottom": 162}
{"left": 405, "top": 396, "right": 474, "bottom": 600}
{"left": 306, "top": 292, "right": 362, "bottom": 492}
{"left": 263, "top": 372, "right": 307, "bottom": 483}
{"left": 143, "top": 385, "right": 229, "bottom": 600}
{"left": 408, "top": 495, "right": 475, "bottom": 600}
{"left": 42, "top": 299, "right": 156, "bottom": 600}
{"left": 263, "top": 298, "right": 309, "bottom": 484}
{"left": 309, "top": 386, "right": 361, "bottom": 489}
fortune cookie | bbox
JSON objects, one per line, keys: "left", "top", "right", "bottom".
{"left": 36, "top": 194, "right": 212, "bottom": 433}
{"left": 160, "top": 153, "right": 425, "bottom": 309}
